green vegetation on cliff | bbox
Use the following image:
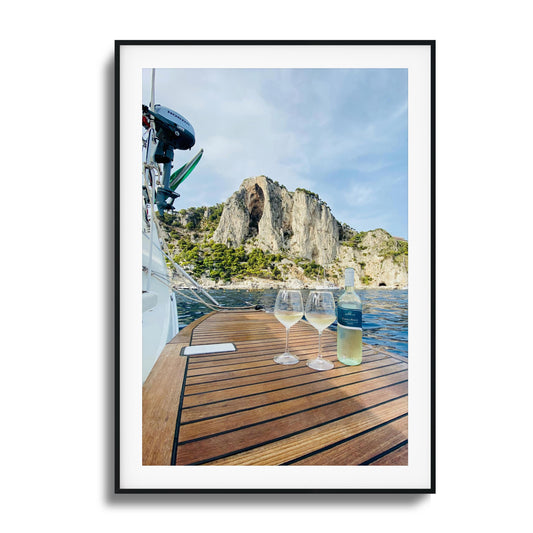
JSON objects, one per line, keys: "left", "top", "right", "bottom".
{"left": 159, "top": 204, "right": 224, "bottom": 234}
{"left": 380, "top": 236, "right": 408, "bottom": 263}
{"left": 341, "top": 230, "right": 368, "bottom": 249}
{"left": 173, "top": 238, "right": 284, "bottom": 282}
{"left": 340, "top": 228, "right": 408, "bottom": 264}
{"left": 159, "top": 207, "right": 335, "bottom": 283}
{"left": 157, "top": 193, "right": 407, "bottom": 287}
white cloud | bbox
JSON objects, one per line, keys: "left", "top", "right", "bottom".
{"left": 142, "top": 68, "right": 408, "bottom": 238}
{"left": 346, "top": 183, "right": 375, "bottom": 207}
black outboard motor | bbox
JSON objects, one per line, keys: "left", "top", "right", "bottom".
{"left": 143, "top": 104, "right": 196, "bottom": 212}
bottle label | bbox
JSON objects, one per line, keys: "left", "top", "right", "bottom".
{"left": 337, "top": 307, "right": 362, "bottom": 328}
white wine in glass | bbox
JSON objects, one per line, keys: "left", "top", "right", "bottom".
{"left": 305, "top": 291, "right": 336, "bottom": 371}
{"left": 273, "top": 290, "right": 304, "bottom": 365}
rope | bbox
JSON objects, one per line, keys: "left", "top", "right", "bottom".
{"left": 149, "top": 267, "right": 260, "bottom": 312}
{"left": 149, "top": 269, "right": 219, "bottom": 310}
{"left": 142, "top": 154, "right": 260, "bottom": 312}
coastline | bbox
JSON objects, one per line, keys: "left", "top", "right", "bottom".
{"left": 187, "top": 276, "right": 406, "bottom": 291}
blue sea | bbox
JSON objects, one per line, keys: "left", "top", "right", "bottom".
{"left": 175, "top": 288, "right": 408, "bottom": 358}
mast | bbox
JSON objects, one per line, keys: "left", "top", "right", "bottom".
{"left": 146, "top": 68, "right": 157, "bottom": 291}
{"left": 150, "top": 69, "right": 155, "bottom": 111}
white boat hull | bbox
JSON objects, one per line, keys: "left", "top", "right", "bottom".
{"left": 142, "top": 229, "right": 179, "bottom": 382}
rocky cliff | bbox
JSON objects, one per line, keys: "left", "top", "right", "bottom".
{"left": 213, "top": 176, "right": 338, "bottom": 265}
{"left": 161, "top": 176, "right": 408, "bottom": 289}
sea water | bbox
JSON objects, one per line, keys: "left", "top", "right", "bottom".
{"left": 175, "top": 288, "right": 408, "bottom": 358}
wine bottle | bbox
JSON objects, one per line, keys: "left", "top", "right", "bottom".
{"left": 337, "top": 268, "right": 363, "bottom": 365}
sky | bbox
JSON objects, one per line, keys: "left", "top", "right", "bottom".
{"left": 142, "top": 68, "right": 408, "bottom": 239}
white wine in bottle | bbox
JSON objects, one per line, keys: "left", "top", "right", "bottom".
{"left": 337, "top": 268, "right": 363, "bottom": 365}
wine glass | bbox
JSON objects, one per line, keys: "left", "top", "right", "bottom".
{"left": 305, "top": 291, "right": 336, "bottom": 371}
{"left": 273, "top": 290, "right": 304, "bottom": 365}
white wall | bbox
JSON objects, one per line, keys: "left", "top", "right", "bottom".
{"left": 2, "top": 1, "right": 531, "bottom": 531}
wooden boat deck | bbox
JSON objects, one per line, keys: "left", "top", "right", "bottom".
{"left": 142, "top": 309, "right": 408, "bottom": 466}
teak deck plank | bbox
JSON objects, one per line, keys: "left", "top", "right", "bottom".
{"left": 183, "top": 360, "right": 406, "bottom": 407}
{"left": 142, "top": 309, "right": 408, "bottom": 466}
{"left": 177, "top": 386, "right": 408, "bottom": 465}
{"left": 184, "top": 354, "right": 395, "bottom": 395}
{"left": 367, "top": 442, "right": 409, "bottom": 466}
{"left": 204, "top": 394, "right": 407, "bottom": 466}
{"left": 288, "top": 415, "right": 408, "bottom": 466}
{"left": 180, "top": 367, "right": 407, "bottom": 424}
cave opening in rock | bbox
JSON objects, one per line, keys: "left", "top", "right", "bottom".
{"left": 247, "top": 184, "right": 265, "bottom": 237}
{"left": 379, "top": 282, "right": 387, "bottom": 287}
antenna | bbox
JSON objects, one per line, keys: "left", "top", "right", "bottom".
{"left": 150, "top": 68, "right": 156, "bottom": 111}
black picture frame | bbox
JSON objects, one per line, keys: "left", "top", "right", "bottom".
{"left": 115, "top": 40, "right": 435, "bottom": 494}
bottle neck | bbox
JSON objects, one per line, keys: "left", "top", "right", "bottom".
{"left": 344, "top": 268, "right": 355, "bottom": 291}
{"left": 344, "top": 285, "right": 355, "bottom": 293}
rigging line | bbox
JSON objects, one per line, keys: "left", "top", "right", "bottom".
{"left": 153, "top": 282, "right": 217, "bottom": 312}
{"left": 151, "top": 223, "right": 258, "bottom": 310}
{"left": 141, "top": 143, "right": 257, "bottom": 311}
{"left": 161, "top": 259, "right": 260, "bottom": 310}
{"left": 144, "top": 200, "right": 221, "bottom": 307}
{"left": 151, "top": 269, "right": 259, "bottom": 312}
{"left": 151, "top": 267, "right": 255, "bottom": 312}
{"left": 165, "top": 254, "right": 221, "bottom": 307}
{"left": 149, "top": 270, "right": 219, "bottom": 310}
{"left": 143, "top": 257, "right": 208, "bottom": 303}
{"left": 172, "top": 289, "right": 218, "bottom": 311}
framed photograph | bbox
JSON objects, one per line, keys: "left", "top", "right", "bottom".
{"left": 115, "top": 40, "right": 435, "bottom": 493}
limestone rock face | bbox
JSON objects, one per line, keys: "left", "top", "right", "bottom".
{"left": 213, "top": 176, "right": 339, "bottom": 265}
{"left": 289, "top": 189, "right": 339, "bottom": 264}
{"left": 209, "top": 175, "right": 408, "bottom": 288}
{"left": 211, "top": 186, "right": 250, "bottom": 246}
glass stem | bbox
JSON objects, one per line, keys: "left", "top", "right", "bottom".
{"left": 318, "top": 331, "right": 322, "bottom": 360}
{"left": 285, "top": 327, "right": 289, "bottom": 354}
